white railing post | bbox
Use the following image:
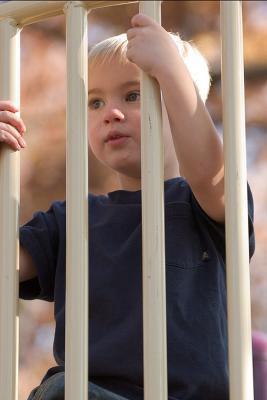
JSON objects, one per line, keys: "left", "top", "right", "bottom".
{"left": 139, "top": 1, "right": 168, "bottom": 400}
{"left": 220, "top": 1, "right": 254, "bottom": 399}
{"left": 64, "top": 2, "right": 89, "bottom": 399}
{"left": 0, "top": 17, "right": 20, "bottom": 400}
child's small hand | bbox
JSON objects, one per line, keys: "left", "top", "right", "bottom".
{"left": 0, "top": 100, "right": 26, "bottom": 151}
{"left": 126, "top": 14, "right": 179, "bottom": 80}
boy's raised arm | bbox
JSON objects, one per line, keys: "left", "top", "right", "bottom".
{"left": 127, "top": 14, "right": 225, "bottom": 223}
{"left": 158, "top": 62, "right": 225, "bottom": 223}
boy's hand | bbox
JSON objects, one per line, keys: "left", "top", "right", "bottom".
{"left": 126, "top": 14, "right": 179, "bottom": 79}
{"left": 0, "top": 100, "right": 26, "bottom": 151}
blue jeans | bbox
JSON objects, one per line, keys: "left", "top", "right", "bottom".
{"left": 27, "top": 372, "right": 128, "bottom": 400}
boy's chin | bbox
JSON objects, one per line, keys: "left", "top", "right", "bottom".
{"left": 112, "top": 164, "right": 142, "bottom": 180}
{"left": 96, "top": 157, "right": 142, "bottom": 184}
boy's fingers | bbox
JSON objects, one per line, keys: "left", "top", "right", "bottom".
{"left": 0, "top": 123, "right": 26, "bottom": 148}
{"left": 131, "top": 13, "right": 155, "bottom": 28}
{"left": 0, "top": 110, "right": 26, "bottom": 134}
{"left": 0, "top": 100, "right": 18, "bottom": 112}
{"left": 126, "top": 28, "right": 137, "bottom": 40}
{"left": 0, "top": 131, "right": 22, "bottom": 151}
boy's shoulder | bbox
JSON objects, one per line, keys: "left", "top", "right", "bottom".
{"left": 89, "top": 177, "right": 191, "bottom": 204}
{"left": 87, "top": 178, "right": 207, "bottom": 229}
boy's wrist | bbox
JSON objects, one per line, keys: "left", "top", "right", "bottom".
{"left": 151, "top": 53, "right": 185, "bottom": 87}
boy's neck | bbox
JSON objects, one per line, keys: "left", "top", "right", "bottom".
{"left": 117, "top": 166, "right": 180, "bottom": 192}
{"left": 117, "top": 173, "right": 142, "bottom": 191}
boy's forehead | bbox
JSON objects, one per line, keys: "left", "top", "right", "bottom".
{"left": 88, "top": 80, "right": 140, "bottom": 96}
{"left": 89, "top": 58, "right": 140, "bottom": 75}
{"left": 88, "top": 60, "right": 140, "bottom": 92}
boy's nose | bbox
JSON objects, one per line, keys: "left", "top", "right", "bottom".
{"left": 104, "top": 108, "right": 125, "bottom": 124}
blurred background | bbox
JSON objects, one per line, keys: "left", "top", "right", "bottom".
{"left": 4, "top": 0, "right": 266, "bottom": 398}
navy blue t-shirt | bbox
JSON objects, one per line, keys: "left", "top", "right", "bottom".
{"left": 20, "top": 177, "right": 255, "bottom": 400}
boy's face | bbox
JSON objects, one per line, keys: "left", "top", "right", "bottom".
{"left": 88, "top": 56, "right": 179, "bottom": 182}
{"left": 88, "top": 58, "right": 142, "bottom": 179}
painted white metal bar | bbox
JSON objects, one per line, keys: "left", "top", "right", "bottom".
{"left": 220, "top": 1, "right": 254, "bottom": 399}
{"left": 64, "top": 2, "right": 89, "bottom": 399}
{"left": 0, "top": 18, "right": 20, "bottom": 400}
{"left": 0, "top": 1, "right": 137, "bottom": 28}
{"left": 139, "top": 2, "right": 167, "bottom": 400}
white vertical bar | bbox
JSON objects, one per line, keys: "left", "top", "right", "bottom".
{"left": 0, "top": 18, "right": 20, "bottom": 400}
{"left": 220, "top": 2, "right": 254, "bottom": 399}
{"left": 64, "top": 2, "right": 88, "bottom": 399}
{"left": 139, "top": 2, "right": 167, "bottom": 400}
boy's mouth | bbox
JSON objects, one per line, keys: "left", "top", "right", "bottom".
{"left": 105, "top": 131, "right": 130, "bottom": 145}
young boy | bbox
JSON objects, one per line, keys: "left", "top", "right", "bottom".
{"left": 0, "top": 14, "right": 254, "bottom": 400}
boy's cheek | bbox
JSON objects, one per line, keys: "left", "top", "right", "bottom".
{"left": 87, "top": 129, "right": 96, "bottom": 149}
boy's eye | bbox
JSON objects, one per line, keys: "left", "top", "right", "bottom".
{"left": 88, "top": 99, "right": 104, "bottom": 110}
{"left": 126, "top": 91, "right": 140, "bottom": 102}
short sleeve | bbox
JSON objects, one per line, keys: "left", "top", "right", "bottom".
{"left": 19, "top": 202, "right": 64, "bottom": 301}
{"left": 191, "top": 184, "right": 255, "bottom": 262}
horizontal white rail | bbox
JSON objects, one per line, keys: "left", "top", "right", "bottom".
{"left": 0, "top": 0, "right": 137, "bottom": 27}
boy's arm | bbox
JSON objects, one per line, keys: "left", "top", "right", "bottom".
{"left": 157, "top": 61, "right": 225, "bottom": 223}
{"left": 0, "top": 100, "right": 35, "bottom": 281}
{"left": 127, "top": 14, "right": 225, "bottom": 223}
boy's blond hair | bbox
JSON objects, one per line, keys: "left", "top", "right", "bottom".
{"left": 88, "top": 33, "right": 211, "bottom": 103}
